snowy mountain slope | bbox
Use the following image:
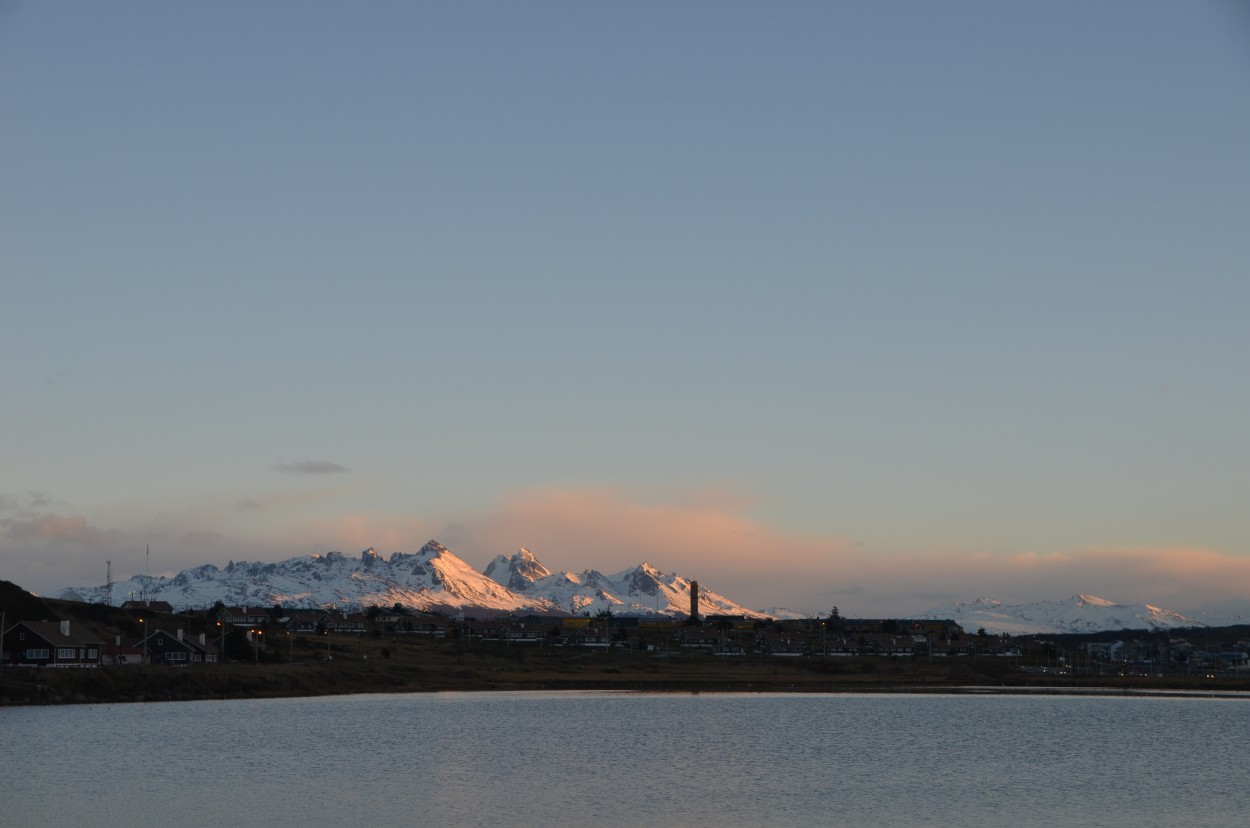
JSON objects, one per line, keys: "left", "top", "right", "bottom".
{"left": 756, "top": 607, "right": 810, "bottom": 621}
{"left": 918, "top": 595, "right": 1203, "bottom": 635}
{"left": 58, "top": 541, "right": 561, "bottom": 614}
{"left": 1180, "top": 597, "right": 1250, "bottom": 628}
{"left": 482, "top": 548, "right": 769, "bottom": 618}
{"left": 55, "top": 541, "right": 765, "bottom": 618}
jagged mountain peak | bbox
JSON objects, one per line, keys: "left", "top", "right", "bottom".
{"left": 417, "top": 539, "right": 451, "bottom": 557}
{"left": 621, "top": 563, "right": 663, "bottom": 596}
{"left": 482, "top": 547, "right": 553, "bottom": 593}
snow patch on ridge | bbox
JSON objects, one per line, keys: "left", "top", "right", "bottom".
{"left": 918, "top": 594, "right": 1203, "bottom": 635}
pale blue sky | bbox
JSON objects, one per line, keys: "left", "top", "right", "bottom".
{"left": 3, "top": 2, "right": 1248, "bottom": 615}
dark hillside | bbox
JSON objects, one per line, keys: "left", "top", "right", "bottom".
{"left": 0, "top": 580, "right": 56, "bottom": 622}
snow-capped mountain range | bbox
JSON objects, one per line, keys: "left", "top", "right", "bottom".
{"left": 917, "top": 595, "right": 1205, "bottom": 635}
{"left": 55, "top": 541, "right": 766, "bottom": 619}
{"left": 54, "top": 543, "right": 1225, "bottom": 633}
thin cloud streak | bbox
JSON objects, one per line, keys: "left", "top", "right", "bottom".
{"left": 275, "top": 459, "right": 351, "bottom": 475}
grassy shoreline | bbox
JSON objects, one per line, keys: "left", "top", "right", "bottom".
{"left": 5, "top": 635, "right": 1248, "bottom": 706}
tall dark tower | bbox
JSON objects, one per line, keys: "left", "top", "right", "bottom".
{"left": 689, "top": 580, "right": 700, "bottom": 623}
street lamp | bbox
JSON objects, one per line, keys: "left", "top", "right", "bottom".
{"left": 216, "top": 619, "right": 225, "bottom": 664}
{"left": 139, "top": 617, "right": 149, "bottom": 664}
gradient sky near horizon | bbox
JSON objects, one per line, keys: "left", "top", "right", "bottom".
{"left": 3, "top": 2, "right": 1249, "bottom": 617}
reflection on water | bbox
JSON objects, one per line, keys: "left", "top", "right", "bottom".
{"left": 3, "top": 691, "right": 1248, "bottom": 828}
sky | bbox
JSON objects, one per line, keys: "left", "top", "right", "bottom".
{"left": 3, "top": 1, "right": 1249, "bottom": 618}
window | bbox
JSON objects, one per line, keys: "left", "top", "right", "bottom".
{"left": 57, "top": 648, "right": 76, "bottom": 659}
{"left": 26, "top": 649, "right": 50, "bottom": 659}
{"left": 165, "top": 651, "right": 186, "bottom": 662}
{"left": 87, "top": 649, "right": 98, "bottom": 659}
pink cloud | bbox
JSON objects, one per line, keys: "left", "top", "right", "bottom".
{"left": 11, "top": 487, "right": 1247, "bottom": 620}
{"left": 432, "top": 486, "right": 853, "bottom": 608}
{"left": 827, "top": 543, "right": 1250, "bottom": 616}
{"left": 4, "top": 514, "right": 103, "bottom": 543}
{"left": 250, "top": 488, "right": 1250, "bottom": 616}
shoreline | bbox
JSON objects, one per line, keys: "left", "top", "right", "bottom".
{"left": 6, "top": 652, "right": 1249, "bottom": 707}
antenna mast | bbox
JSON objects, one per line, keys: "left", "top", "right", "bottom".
{"left": 106, "top": 560, "right": 113, "bottom": 607}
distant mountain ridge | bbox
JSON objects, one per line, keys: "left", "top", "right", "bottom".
{"left": 53, "top": 547, "right": 1215, "bottom": 632}
{"left": 917, "top": 594, "right": 1204, "bottom": 635}
{"left": 55, "top": 541, "right": 764, "bottom": 618}
{"left": 482, "top": 548, "right": 768, "bottom": 618}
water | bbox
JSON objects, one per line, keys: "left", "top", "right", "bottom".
{"left": 3, "top": 691, "right": 1247, "bottom": 827}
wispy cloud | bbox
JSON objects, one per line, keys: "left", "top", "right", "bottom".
{"left": 276, "top": 459, "right": 351, "bottom": 475}
{"left": 1, "top": 509, "right": 133, "bottom": 594}
{"left": 3, "top": 513, "right": 104, "bottom": 543}
{"left": 0, "top": 491, "right": 59, "bottom": 515}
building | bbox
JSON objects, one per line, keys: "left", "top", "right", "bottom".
{"left": 140, "top": 628, "right": 220, "bottom": 665}
{"left": 217, "top": 607, "right": 272, "bottom": 627}
{"left": 1, "top": 620, "right": 103, "bottom": 668}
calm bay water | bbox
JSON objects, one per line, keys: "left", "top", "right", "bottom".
{"left": 3, "top": 691, "right": 1247, "bottom": 827}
